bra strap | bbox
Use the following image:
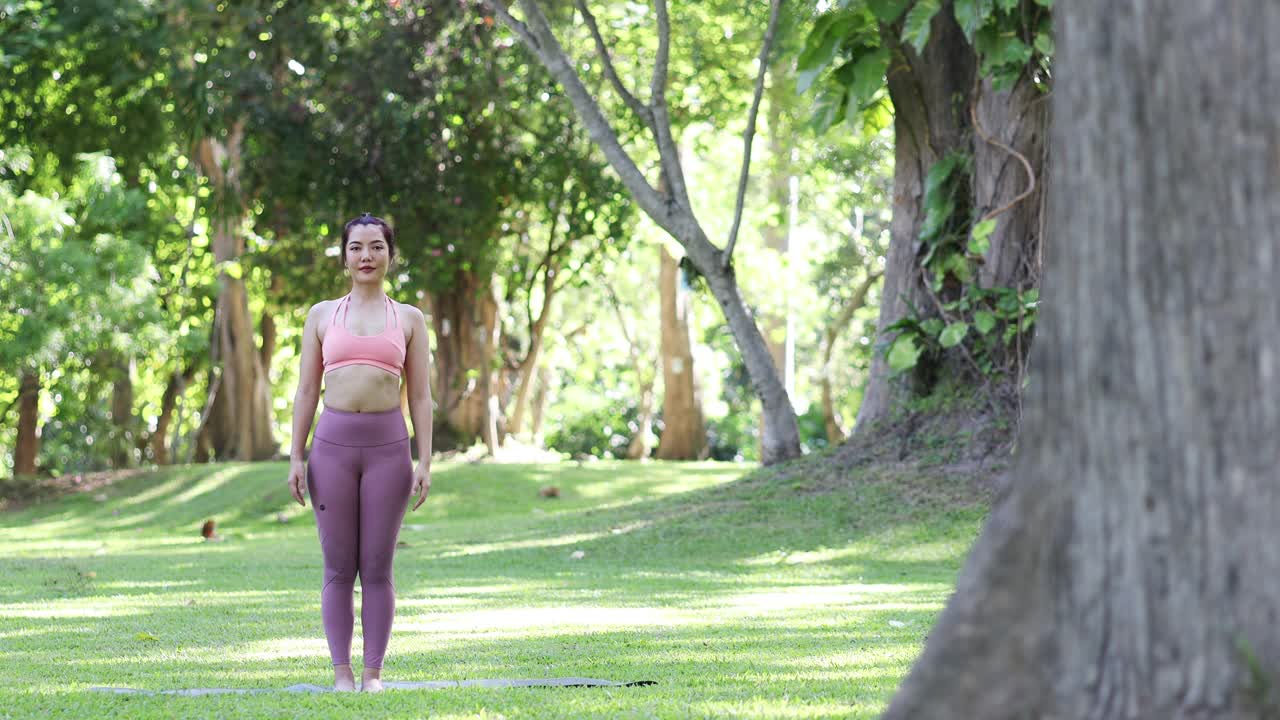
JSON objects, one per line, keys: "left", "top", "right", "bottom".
{"left": 329, "top": 295, "right": 348, "bottom": 327}
{"left": 385, "top": 296, "right": 397, "bottom": 328}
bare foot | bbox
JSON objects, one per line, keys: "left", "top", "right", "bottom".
{"left": 334, "top": 663, "right": 356, "bottom": 692}
{"left": 361, "top": 667, "right": 384, "bottom": 693}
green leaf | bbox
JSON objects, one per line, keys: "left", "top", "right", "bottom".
{"left": 848, "top": 47, "right": 890, "bottom": 104}
{"left": 1022, "top": 288, "right": 1040, "bottom": 306}
{"left": 920, "top": 317, "right": 945, "bottom": 338}
{"left": 919, "top": 195, "right": 955, "bottom": 244}
{"left": 974, "top": 310, "right": 996, "bottom": 334}
{"left": 940, "top": 251, "right": 973, "bottom": 283}
{"left": 135, "top": 631, "right": 159, "bottom": 641}
{"left": 1033, "top": 31, "right": 1054, "bottom": 57}
{"left": 924, "top": 151, "right": 963, "bottom": 200}
{"left": 887, "top": 333, "right": 922, "bottom": 373}
{"left": 952, "top": 0, "right": 992, "bottom": 40}
{"left": 866, "top": 0, "right": 912, "bottom": 23}
{"left": 797, "top": 22, "right": 842, "bottom": 80}
{"left": 968, "top": 217, "right": 996, "bottom": 255}
{"left": 939, "top": 321, "right": 969, "bottom": 348}
{"left": 903, "top": 0, "right": 943, "bottom": 53}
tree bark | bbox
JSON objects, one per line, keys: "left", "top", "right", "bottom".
{"left": 656, "top": 244, "right": 707, "bottom": 460}
{"left": 507, "top": 264, "right": 557, "bottom": 438}
{"left": 881, "top": 4, "right": 1280, "bottom": 717}
{"left": 855, "top": 9, "right": 977, "bottom": 429}
{"left": 529, "top": 365, "right": 550, "bottom": 442}
{"left": 194, "top": 121, "right": 277, "bottom": 461}
{"left": 855, "top": 8, "right": 1046, "bottom": 430}
{"left": 13, "top": 369, "right": 40, "bottom": 477}
{"left": 427, "top": 270, "right": 501, "bottom": 451}
{"left": 150, "top": 362, "right": 198, "bottom": 466}
{"left": 109, "top": 351, "right": 135, "bottom": 467}
{"left": 820, "top": 270, "right": 881, "bottom": 444}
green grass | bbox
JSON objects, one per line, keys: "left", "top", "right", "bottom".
{"left": 0, "top": 457, "right": 985, "bottom": 719}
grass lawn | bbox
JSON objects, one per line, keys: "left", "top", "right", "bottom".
{"left": 0, "top": 455, "right": 985, "bottom": 719}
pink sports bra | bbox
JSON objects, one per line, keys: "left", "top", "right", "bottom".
{"left": 321, "top": 293, "right": 406, "bottom": 377}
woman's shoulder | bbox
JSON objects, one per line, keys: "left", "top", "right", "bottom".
{"left": 305, "top": 297, "right": 346, "bottom": 339}
{"left": 389, "top": 297, "right": 424, "bottom": 323}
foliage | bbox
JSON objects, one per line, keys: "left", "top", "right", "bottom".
{"left": 795, "top": 0, "right": 1053, "bottom": 134}
{"left": 545, "top": 401, "right": 638, "bottom": 459}
{"left": 879, "top": 151, "right": 1039, "bottom": 379}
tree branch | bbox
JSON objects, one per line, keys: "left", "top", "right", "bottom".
{"left": 574, "top": 0, "right": 655, "bottom": 133}
{"left": 481, "top": 0, "right": 540, "bottom": 50}
{"left": 481, "top": 0, "right": 671, "bottom": 225}
{"left": 723, "top": 0, "right": 784, "bottom": 269}
{"left": 647, "top": 0, "right": 691, "bottom": 210}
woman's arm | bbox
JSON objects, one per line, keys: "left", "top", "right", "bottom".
{"left": 403, "top": 305, "right": 434, "bottom": 464}
{"left": 290, "top": 303, "right": 325, "bottom": 462}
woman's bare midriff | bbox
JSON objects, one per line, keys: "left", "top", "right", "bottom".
{"left": 322, "top": 365, "right": 401, "bottom": 412}
{"left": 319, "top": 298, "right": 406, "bottom": 413}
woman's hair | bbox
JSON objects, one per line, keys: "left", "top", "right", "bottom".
{"left": 340, "top": 213, "right": 397, "bottom": 265}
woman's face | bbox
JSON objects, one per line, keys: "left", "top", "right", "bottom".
{"left": 344, "top": 225, "right": 392, "bottom": 283}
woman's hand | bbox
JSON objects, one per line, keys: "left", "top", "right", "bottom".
{"left": 288, "top": 459, "right": 307, "bottom": 506}
{"left": 410, "top": 461, "right": 431, "bottom": 511}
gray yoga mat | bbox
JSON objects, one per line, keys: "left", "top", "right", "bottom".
{"left": 88, "top": 677, "right": 658, "bottom": 695}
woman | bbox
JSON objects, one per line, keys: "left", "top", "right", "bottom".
{"left": 286, "top": 213, "right": 433, "bottom": 693}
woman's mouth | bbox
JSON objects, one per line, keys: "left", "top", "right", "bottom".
{"left": 360, "top": 267, "right": 375, "bottom": 273}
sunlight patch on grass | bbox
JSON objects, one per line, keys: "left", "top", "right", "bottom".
{"left": 398, "top": 605, "right": 690, "bottom": 634}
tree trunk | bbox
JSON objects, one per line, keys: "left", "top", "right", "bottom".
{"left": 626, "top": 375, "right": 656, "bottom": 460}
{"left": 529, "top": 365, "right": 550, "bottom": 442}
{"left": 428, "top": 270, "right": 501, "bottom": 451}
{"left": 194, "top": 121, "right": 277, "bottom": 461}
{"left": 855, "top": 10, "right": 977, "bottom": 429}
{"left": 109, "top": 351, "right": 135, "bottom": 468}
{"left": 656, "top": 244, "right": 707, "bottom": 460}
{"left": 881, "top": 4, "right": 1280, "bottom": 717}
{"left": 507, "top": 275, "right": 556, "bottom": 438}
{"left": 151, "top": 362, "right": 198, "bottom": 466}
{"left": 13, "top": 369, "right": 40, "bottom": 477}
{"left": 820, "top": 270, "right": 881, "bottom": 445}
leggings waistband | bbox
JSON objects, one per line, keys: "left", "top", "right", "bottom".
{"left": 314, "top": 406, "right": 409, "bottom": 447}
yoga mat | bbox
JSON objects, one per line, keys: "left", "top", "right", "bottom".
{"left": 87, "top": 677, "right": 658, "bottom": 695}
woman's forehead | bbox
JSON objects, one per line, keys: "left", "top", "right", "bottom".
{"left": 347, "top": 225, "right": 386, "bottom": 243}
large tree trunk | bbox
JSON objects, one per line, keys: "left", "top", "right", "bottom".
{"left": 855, "top": 8, "right": 1045, "bottom": 429}
{"left": 881, "top": 3, "right": 1280, "bottom": 717}
{"left": 428, "top": 270, "right": 501, "bottom": 451}
{"left": 12, "top": 369, "right": 40, "bottom": 477}
{"left": 656, "top": 244, "right": 707, "bottom": 460}
{"left": 195, "top": 121, "right": 277, "bottom": 461}
{"left": 856, "top": 10, "right": 976, "bottom": 428}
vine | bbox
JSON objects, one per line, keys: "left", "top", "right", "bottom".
{"left": 878, "top": 148, "right": 1038, "bottom": 387}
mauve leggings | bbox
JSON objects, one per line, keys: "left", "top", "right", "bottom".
{"left": 306, "top": 405, "right": 414, "bottom": 669}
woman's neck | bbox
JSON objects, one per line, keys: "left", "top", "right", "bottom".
{"left": 347, "top": 284, "right": 385, "bottom": 305}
